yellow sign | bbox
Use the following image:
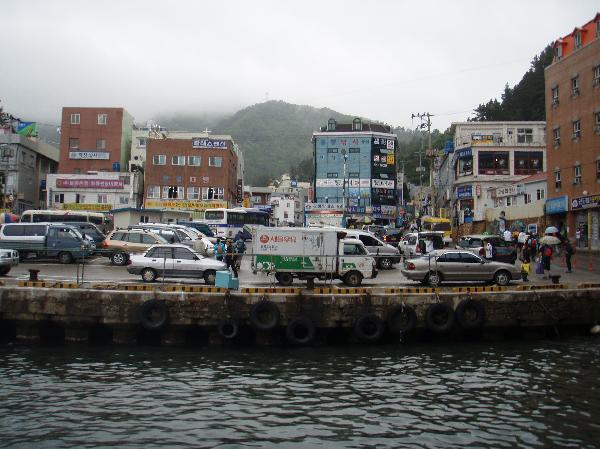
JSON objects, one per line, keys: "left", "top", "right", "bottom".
{"left": 145, "top": 200, "right": 228, "bottom": 210}
{"left": 242, "top": 198, "right": 250, "bottom": 208}
{"left": 386, "top": 155, "right": 395, "bottom": 164}
{"left": 62, "top": 203, "right": 112, "bottom": 211}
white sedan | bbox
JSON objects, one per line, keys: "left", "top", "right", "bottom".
{"left": 126, "top": 244, "right": 227, "bottom": 284}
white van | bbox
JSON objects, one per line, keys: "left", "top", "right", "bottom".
{"left": 335, "top": 228, "right": 401, "bottom": 269}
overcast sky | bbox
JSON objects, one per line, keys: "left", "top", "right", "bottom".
{"left": 1, "top": 0, "right": 598, "bottom": 131}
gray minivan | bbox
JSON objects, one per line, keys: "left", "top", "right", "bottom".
{"left": 341, "top": 229, "right": 401, "bottom": 269}
{"left": 0, "top": 223, "right": 92, "bottom": 263}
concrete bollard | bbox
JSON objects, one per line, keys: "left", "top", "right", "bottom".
{"left": 28, "top": 269, "right": 40, "bottom": 281}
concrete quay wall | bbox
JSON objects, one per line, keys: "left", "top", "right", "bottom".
{"left": 0, "top": 286, "right": 599, "bottom": 345}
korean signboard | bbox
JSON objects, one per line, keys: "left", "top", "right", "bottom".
{"left": 456, "top": 185, "right": 473, "bottom": 199}
{"left": 145, "top": 200, "right": 228, "bottom": 210}
{"left": 57, "top": 179, "right": 124, "bottom": 189}
{"left": 69, "top": 151, "right": 110, "bottom": 160}
{"left": 192, "top": 138, "right": 229, "bottom": 149}
{"left": 571, "top": 194, "right": 600, "bottom": 210}
{"left": 304, "top": 203, "right": 343, "bottom": 211}
{"left": 62, "top": 203, "right": 112, "bottom": 211}
{"left": 494, "top": 185, "right": 517, "bottom": 198}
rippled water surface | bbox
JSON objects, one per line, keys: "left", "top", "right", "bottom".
{"left": 1, "top": 339, "right": 599, "bottom": 448}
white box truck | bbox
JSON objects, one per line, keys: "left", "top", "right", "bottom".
{"left": 250, "top": 227, "right": 377, "bottom": 286}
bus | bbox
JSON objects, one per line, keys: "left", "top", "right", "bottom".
{"left": 203, "top": 208, "right": 269, "bottom": 239}
{"left": 421, "top": 216, "right": 452, "bottom": 245}
{"left": 20, "top": 210, "right": 110, "bottom": 232}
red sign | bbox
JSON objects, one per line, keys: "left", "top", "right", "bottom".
{"left": 56, "top": 179, "right": 124, "bottom": 189}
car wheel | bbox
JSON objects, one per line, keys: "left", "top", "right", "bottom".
{"left": 203, "top": 270, "right": 216, "bottom": 285}
{"left": 0, "top": 267, "right": 10, "bottom": 276}
{"left": 141, "top": 268, "right": 157, "bottom": 283}
{"left": 378, "top": 257, "right": 393, "bottom": 270}
{"left": 111, "top": 252, "right": 128, "bottom": 266}
{"left": 58, "top": 252, "right": 73, "bottom": 264}
{"left": 494, "top": 270, "right": 511, "bottom": 286}
{"left": 426, "top": 271, "right": 442, "bottom": 287}
{"left": 343, "top": 271, "right": 363, "bottom": 287}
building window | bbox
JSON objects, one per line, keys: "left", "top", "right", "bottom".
{"left": 574, "top": 165, "right": 582, "bottom": 184}
{"left": 75, "top": 194, "right": 85, "bottom": 203}
{"left": 536, "top": 189, "right": 545, "bottom": 201}
{"left": 202, "top": 187, "right": 224, "bottom": 200}
{"left": 137, "top": 137, "right": 147, "bottom": 147}
{"left": 327, "top": 172, "right": 338, "bottom": 178}
{"left": 457, "top": 156, "right": 473, "bottom": 176}
{"left": 327, "top": 119, "right": 336, "bottom": 131}
{"left": 574, "top": 32, "right": 582, "bottom": 49}
{"left": 595, "top": 111, "right": 600, "bottom": 133}
{"left": 172, "top": 155, "right": 185, "bottom": 165}
{"left": 596, "top": 160, "right": 600, "bottom": 180}
{"left": 517, "top": 128, "right": 533, "bottom": 143}
{"left": 97, "top": 114, "right": 108, "bottom": 125}
{"left": 514, "top": 151, "right": 543, "bottom": 175}
{"left": 190, "top": 176, "right": 197, "bottom": 183}
{"left": 555, "top": 170, "right": 562, "bottom": 189}
{"left": 554, "top": 45, "right": 562, "bottom": 60}
{"left": 353, "top": 118, "right": 362, "bottom": 131}
{"left": 147, "top": 186, "right": 160, "bottom": 198}
{"left": 478, "top": 152, "right": 509, "bottom": 175}
{"left": 119, "top": 196, "right": 129, "bottom": 204}
{"left": 96, "top": 139, "right": 106, "bottom": 150}
{"left": 54, "top": 193, "right": 64, "bottom": 203}
{"left": 572, "top": 120, "right": 581, "bottom": 139}
{"left": 187, "top": 187, "right": 200, "bottom": 200}
{"left": 153, "top": 155, "right": 166, "bottom": 165}
{"left": 327, "top": 148, "right": 338, "bottom": 153}
{"left": 163, "top": 186, "right": 184, "bottom": 199}
{"left": 524, "top": 193, "right": 532, "bottom": 204}
{"left": 552, "top": 86, "right": 559, "bottom": 105}
{"left": 208, "top": 157, "right": 222, "bottom": 167}
{"left": 553, "top": 127, "right": 560, "bottom": 147}
{"left": 69, "top": 138, "right": 79, "bottom": 150}
{"left": 571, "top": 76, "right": 580, "bottom": 96}
{"left": 97, "top": 194, "right": 108, "bottom": 204}
{"left": 188, "top": 156, "right": 201, "bottom": 166}
{"left": 70, "top": 114, "right": 80, "bottom": 125}
{"left": 594, "top": 65, "right": 600, "bottom": 86}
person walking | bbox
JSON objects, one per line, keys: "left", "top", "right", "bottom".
{"left": 233, "top": 235, "right": 246, "bottom": 270}
{"left": 520, "top": 243, "right": 531, "bottom": 282}
{"left": 563, "top": 239, "right": 574, "bottom": 273}
{"left": 540, "top": 243, "right": 552, "bottom": 276}
{"left": 224, "top": 239, "right": 238, "bottom": 278}
{"left": 213, "top": 238, "right": 225, "bottom": 261}
{"left": 485, "top": 241, "right": 495, "bottom": 260}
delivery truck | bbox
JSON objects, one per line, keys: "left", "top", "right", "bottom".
{"left": 250, "top": 227, "right": 377, "bottom": 286}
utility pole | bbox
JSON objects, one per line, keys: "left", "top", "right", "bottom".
{"left": 411, "top": 112, "right": 434, "bottom": 216}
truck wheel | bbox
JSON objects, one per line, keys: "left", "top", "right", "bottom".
{"left": 203, "top": 270, "right": 216, "bottom": 285}
{"left": 58, "top": 252, "right": 73, "bottom": 264}
{"left": 343, "top": 271, "right": 363, "bottom": 287}
{"left": 378, "top": 257, "right": 393, "bottom": 270}
{"left": 111, "top": 252, "right": 128, "bottom": 266}
{"left": 0, "top": 267, "right": 10, "bottom": 276}
{"left": 141, "top": 268, "right": 157, "bottom": 283}
{"left": 277, "top": 272, "right": 293, "bottom": 286}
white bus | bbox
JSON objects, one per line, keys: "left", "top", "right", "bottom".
{"left": 203, "top": 208, "right": 269, "bottom": 239}
{"left": 20, "top": 210, "right": 110, "bottom": 231}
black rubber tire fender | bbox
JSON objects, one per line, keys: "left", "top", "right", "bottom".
{"left": 354, "top": 313, "right": 385, "bottom": 342}
{"left": 217, "top": 320, "right": 239, "bottom": 339}
{"left": 387, "top": 304, "right": 417, "bottom": 334}
{"left": 249, "top": 300, "right": 281, "bottom": 331}
{"left": 456, "top": 299, "right": 485, "bottom": 329}
{"left": 285, "top": 316, "right": 316, "bottom": 345}
{"left": 425, "top": 302, "right": 455, "bottom": 333}
{"left": 139, "top": 299, "right": 169, "bottom": 331}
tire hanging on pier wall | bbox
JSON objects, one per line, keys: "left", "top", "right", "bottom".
{"left": 139, "top": 299, "right": 169, "bottom": 331}
{"left": 354, "top": 313, "right": 385, "bottom": 342}
{"left": 217, "top": 320, "right": 239, "bottom": 339}
{"left": 286, "top": 316, "right": 316, "bottom": 345}
{"left": 250, "top": 300, "right": 281, "bottom": 331}
{"left": 455, "top": 299, "right": 485, "bottom": 329}
{"left": 425, "top": 303, "right": 455, "bottom": 333}
{"left": 387, "top": 304, "right": 417, "bottom": 335}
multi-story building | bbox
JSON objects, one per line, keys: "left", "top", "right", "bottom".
{"left": 269, "top": 175, "right": 311, "bottom": 226}
{"left": 46, "top": 171, "right": 143, "bottom": 212}
{"left": 0, "top": 133, "right": 59, "bottom": 213}
{"left": 143, "top": 135, "right": 239, "bottom": 214}
{"left": 58, "top": 107, "right": 133, "bottom": 174}
{"left": 244, "top": 186, "right": 272, "bottom": 209}
{"left": 451, "top": 121, "right": 546, "bottom": 224}
{"left": 545, "top": 13, "right": 600, "bottom": 249}
{"left": 312, "top": 118, "right": 398, "bottom": 226}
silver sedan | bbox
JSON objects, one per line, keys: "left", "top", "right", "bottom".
{"left": 126, "top": 244, "right": 227, "bottom": 284}
{"left": 400, "top": 249, "right": 522, "bottom": 287}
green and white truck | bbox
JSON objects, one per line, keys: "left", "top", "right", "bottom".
{"left": 250, "top": 227, "right": 377, "bottom": 286}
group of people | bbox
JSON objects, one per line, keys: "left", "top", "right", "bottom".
{"left": 213, "top": 232, "right": 246, "bottom": 278}
{"left": 516, "top": 231, "right": 574, "bottom": 281}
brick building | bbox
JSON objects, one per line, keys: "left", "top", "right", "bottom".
{"left": 143, "top": 135, "right": 239, "bottom": 214}
{"left": 58, "top": 107, "right": 133, "bottom": 174}
{"left": 545, "top": 13, "right": 600, "bottom": 249}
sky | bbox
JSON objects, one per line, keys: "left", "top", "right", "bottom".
{"left": 1, "top": 0, "right": 598, "bottom": 131}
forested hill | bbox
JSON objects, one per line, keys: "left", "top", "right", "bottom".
{"left": 211, "top": 101, "right": 353, "bottom": 185}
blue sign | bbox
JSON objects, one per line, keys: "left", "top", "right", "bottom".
{"left": 456, "top": 185, "right": 473, "bottom": 199}
{"left": 291, "top": 181, "right": 298, "bottom": 188}
{"left": 455, "top": 148, "right": 472, "bottom": 159}
{"left": 546, "top": 195, "right": 569, "bottom": 214}
{"left": 571, "top": 194, "right": 600, "bottom": 211}
{"left": 346, "top": 206, "right": 366, "bottom": 214}
{"left": 112, "top": 162, "right": 120, "bottom": 172}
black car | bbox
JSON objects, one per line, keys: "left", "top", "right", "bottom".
{"left": 381, "top": 228, "right": 403, "bottom": 247}
{"left": 456, "top": 234, "right": 517, "bottom": 264}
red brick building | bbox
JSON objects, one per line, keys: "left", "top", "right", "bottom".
{"left": 58, "top": 107, "right": 133, "bottom": 174}
{"left": 545, "top": 13, "right": 600, "bottom": 249}
{"left": 144, "top": 136, "right": 239, "bottom": 212}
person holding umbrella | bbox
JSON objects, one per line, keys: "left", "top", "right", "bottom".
{"left": 539, "top": 234, "right": 561, "bottom": 276}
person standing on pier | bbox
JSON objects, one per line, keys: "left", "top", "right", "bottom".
{"left": 224, "top": 239, "right": 238, "bottom": 278}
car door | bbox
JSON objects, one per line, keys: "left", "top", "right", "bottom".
{"left": 459, "top": 251, "right": 488, "bottom": 280}
{"left": 146, "top": 247, "right": 174, "bottom": 275}
{"left": 435, "top": 252, "right": 462, "bottom": 280}
{"left": 126, "top": 232, "right": 145, "bottom": 252}
{"left": 172, "top": 246, "right": 200, "bottom": 277}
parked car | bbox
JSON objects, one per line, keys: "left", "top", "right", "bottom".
{"left": 127, "top": 244, "right": 227, "bottom": 284}
{"left": 381, "top": 228, "right": 404, "bottom": 247}
{"left": 105, "top": 229, "right": 168, "bottom": 265}
{"left": 56, "top": 221, "right": 105, "bottom": 245}
{"left": 399, "top": 232, "right": 445, "bottom": 258}
{"left": 340, "top": 229, "right": 401, "bottom": 269}
{"left": 401, "top": 249, "right": 522, "bottom": 287}
{"left": 456, "top": 234, "right": 517, "bottom": 264}
{"left": 176, "top": 221, "right": 215, "bottom": 238}
{"left": 0, "top": 249, "right": 19, "bottom": 275}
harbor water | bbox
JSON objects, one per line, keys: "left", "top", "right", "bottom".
{"left": 0, "top": 339, "right": 599, "bottom": 448}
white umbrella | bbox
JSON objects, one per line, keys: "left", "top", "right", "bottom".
{"left": 540, "top": 235, "right": 561, "bottom": 245}
{"left": 544, "top": 226, "right": 559, "bottom": 234}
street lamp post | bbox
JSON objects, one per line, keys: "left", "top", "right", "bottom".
{"left": 341, "top": 149, "right": 348, "bottom": 228}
